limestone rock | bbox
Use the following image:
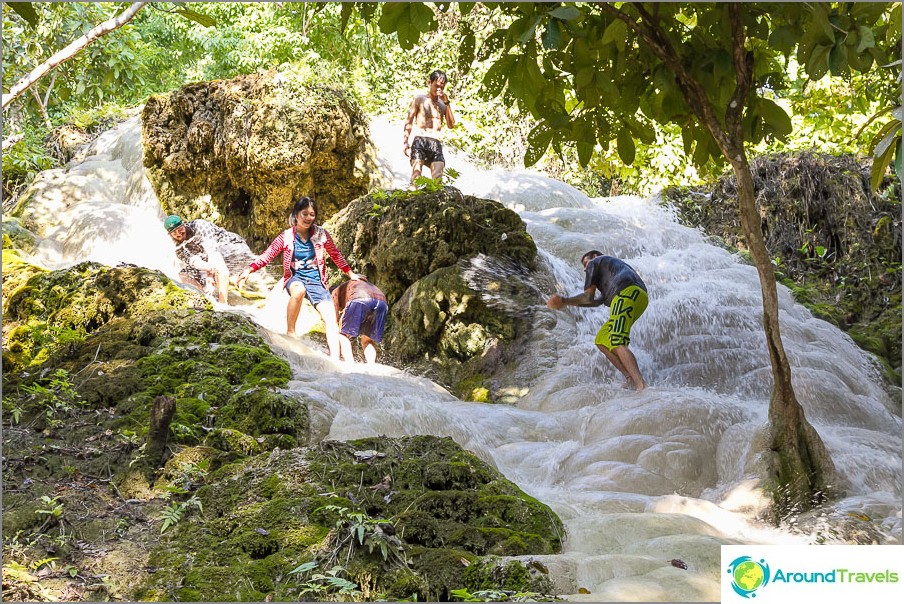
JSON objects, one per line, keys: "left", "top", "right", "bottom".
{"left": 326, "top": 187, "right": 538, "bottom": 399}
{"left": 142, "top": 69, "right": 385, "bottom": 250}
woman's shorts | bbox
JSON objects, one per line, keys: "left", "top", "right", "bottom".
{"left": 595, "top": 285, "right": 648, "bottom": 350}
{"left": 285, "top": 273, "right": 332, "bottom": 305}
{"left": 340, "top": 298, "right": 388, "bottom": 342}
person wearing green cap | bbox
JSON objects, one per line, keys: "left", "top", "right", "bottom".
{"left": 164, "top": 214, "right": 255, "bottom": 303}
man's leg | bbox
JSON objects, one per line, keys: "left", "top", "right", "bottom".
{"left": 596, "top": 344, "right": 631, "bottom": 383}
{"left": 429, "top": 161, "right": 445, "bottom": 180}
{"left": 410, "top": 159, "right": 425, "bottom": 182}
{"left": 360, "top": 335, "right": 377, "bottom": 364}
{"left": 613, "top": 346, "right": 646, "bottom": 391}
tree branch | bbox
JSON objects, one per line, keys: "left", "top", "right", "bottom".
{"left": 725, "top": 3, "right": 753, "bottom": 150}
{"left": 2, "top": 2, "right": 148, "bottom": 110}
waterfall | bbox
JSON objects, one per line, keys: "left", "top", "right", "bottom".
{"left": 20, "top": 114, "right": 902, "bottom": 601}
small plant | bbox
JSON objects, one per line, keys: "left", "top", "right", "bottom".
{"left": 35, "top": 496, "right": 64, "bottom": 519}
{"left": 159, "top": 495, "right": 203, "bottom": 534}
{"left": 288, "top": 561, "right": 362, "bottom": 601}
{"left": 450, "top": 588, "right": 549, "bottom": 602}
{"left": 3, "top": 397, "right": 24, "bottom": 425}
{"left": 316, "top": 505, "right": 401, "bottom": 564}
{"left": 21, "top": 369, "right": 85, "bottom": 428}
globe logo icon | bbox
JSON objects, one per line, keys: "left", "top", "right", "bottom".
{"left": 727, "top": 556, "right": 771, "bottom": 598}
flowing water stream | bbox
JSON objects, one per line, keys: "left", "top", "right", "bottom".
{"left": 19, "top": 114, "right": 902, "bottom": 601}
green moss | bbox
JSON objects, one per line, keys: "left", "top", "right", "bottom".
{"left": 464, "top": 556, "right": 553, "bottom": 594}
{"left": 456, "top": 374, "right": 492, "bottom": 402}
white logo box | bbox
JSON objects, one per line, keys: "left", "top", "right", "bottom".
{"left": 721, "top": 545, "right": 904, "bottom": 603}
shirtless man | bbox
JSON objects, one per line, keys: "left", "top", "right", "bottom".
{"left": 403, "top": 69, "right": 456, "bottom": 182}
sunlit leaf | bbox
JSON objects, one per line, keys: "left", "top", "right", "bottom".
{"left": 174, "top": 8, "right": 216, "bottom": 28}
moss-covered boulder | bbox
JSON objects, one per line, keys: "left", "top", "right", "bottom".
{"left": 2, "top": 261, "right": 205, "bottom": 373}
{"left": 664, "top": 152, "right": 902, "bottom": 385}
{"left": 136, "top": 435, "right": 564, "bottom": 602}
{"left": 327, "top": 187, "right": 537, "bottom": 304}
{"left": 326, "top": 187, "right": 538, "bottom": 400}
{"left": 142, "top": 67, "right": 384, "bottom": 250}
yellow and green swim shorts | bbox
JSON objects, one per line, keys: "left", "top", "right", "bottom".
{"left": 594, "top": 285, "right": 648, "bottom": 350}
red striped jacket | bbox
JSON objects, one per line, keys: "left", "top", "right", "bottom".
{"left": 248, "top": 224, "right": 350, "bottom": 287}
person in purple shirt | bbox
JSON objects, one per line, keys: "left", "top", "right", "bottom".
{"left": 547, "top": 250, "right": 649, "bottom": 391}
{"left": 331, "top": 280, "right": 388, "bottom": 364}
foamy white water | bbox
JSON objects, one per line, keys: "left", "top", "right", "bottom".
{"left": 20, "top": 114, "right": 902, "bottom": 601}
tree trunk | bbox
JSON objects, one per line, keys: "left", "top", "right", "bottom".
{"left": 617, "top": 3, "right": 838, "bottom": 518}
{"left": 730, "top": 158, "right": 837, "bottom": 518}
{"left": 2, "top": 1, "right": 148, "bottom": 110}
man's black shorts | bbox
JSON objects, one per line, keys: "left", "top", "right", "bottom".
{"left": 410, "top": 136, "right": 445, "bottom": 165}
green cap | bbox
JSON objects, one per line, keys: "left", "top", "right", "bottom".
{"left": 164, "top": 215, "right": 184, "bottom": 232}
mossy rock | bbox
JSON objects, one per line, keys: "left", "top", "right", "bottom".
{"left": 327, "top": 187, "right": 537, "bottom": 305}
{"left": 326, "top": 188, "right": 539, "bottom": 399}
{"left": 135, "top": 435, "right": 564, "bottom": 601}
{"left": 2, "top": 261, "right": 206, "bottom": 373}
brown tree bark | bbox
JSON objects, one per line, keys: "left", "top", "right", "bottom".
{"left": 2, "top": 1, "right": 148, "bottom": 110}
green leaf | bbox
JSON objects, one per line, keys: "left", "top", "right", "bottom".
{"left": 7, "top": 2, "right": 38, "bottom": 27}
{"left": 810, "top": 4, "right": 836, "bottom": 44}
{"left": 577, "top": 140, "right": 594, "bottom": 167}
{"left": 289, "top": 561, "right": 319, "bottom": 575}
{"left": 174, "top": 8, "right": 216, "bottom": 28}
{"left": 482, "top": 55, "right": 516, "bottom": 97}
{"left": 601, "top": 18, "right": 628, "bottom": 51}
{"left": 870, "top": 133, "right": 898, "bottom": 191}
{"left": 549, "top": 6, "right": 580, "bottom": 21}
{"left": 855, "top": 26, "right": 875, "bottom": 53}
{"left": 378, "top": 2, "right": 436, "bottom": 50}
{"left": 616, "top": 127, "right": 635, "bottom": 165}
{"left": 768, "top": 25, "right": 798, "bottom": 55}
{"left": 806, "top": 44, "right": 832, "bottom": 79}
{"left": 525, "top": 123, "right": 553, "bottom": 167}
{"left": 542, "top": 19, "right": 562, "bottom": 50}
{"left": 340, "top": 2, "right": 353, "bottom": 31}
{"left": 459, "top": 31, "right": 476, "bottom": 73}
{"left": 828, "top": 44, "right": 849, "bottom": 76}
{"left": 758, "top": 99, "right": 793, "bottom": 140}
{"left": 517, "top": 16, "right": 541, "bottom": 45}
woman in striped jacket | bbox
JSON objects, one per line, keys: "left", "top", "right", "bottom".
{"left": 236, "top": 197, "right": 364, "bottom": 360}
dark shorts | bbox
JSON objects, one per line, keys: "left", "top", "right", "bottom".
{"left": 410, "top": 136, "right": 445, "bottom": 165}
{"left": 285, "top": 273, "right": 332, "bottom": 305}
{"left": 340, "top": 298, "right": 388, "bottom": 342}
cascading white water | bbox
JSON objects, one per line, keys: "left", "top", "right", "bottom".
{"left": 22, "top": 115, "right": 902, "bottom": 602}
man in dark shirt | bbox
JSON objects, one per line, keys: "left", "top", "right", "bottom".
{"left": 331, "top": 279, "right": 388, "bottom": 364}
{"left": 547, "top": 250, "right": 649, "bottom": 391}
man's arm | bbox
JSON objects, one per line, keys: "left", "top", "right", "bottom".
{"left": 547, "top": 286, "right": 605, "bottom": 310}
{"left": 403, "top": 97, "right": 419, "bottom": 154}
{"left": 441, "top": 98, "right": 455, "bottom": 129}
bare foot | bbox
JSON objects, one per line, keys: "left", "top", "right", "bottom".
{"left": 286, "top": 330, "right": 296, "bottom": 337}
